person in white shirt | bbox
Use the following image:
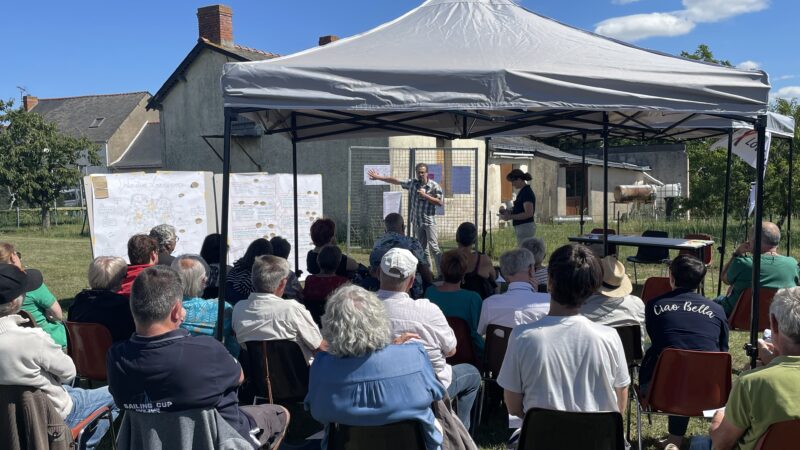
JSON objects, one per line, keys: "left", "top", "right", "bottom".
{"left": 498, "top": 243, "right": 630, "bottom": 420}
{"left": 233, "top": 255, "right": 326, "bottom": 364}
{"left": 375, "top": 248, "right": 481, "bottom": 431}
{"left": 478, "top": 248, "right": 549, "bottom": 335}
{"left": 581, "top": 255, "right": 645, "bottom": 330}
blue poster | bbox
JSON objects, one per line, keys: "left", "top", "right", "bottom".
{"left": 452, "top": 166, "right": 471, "bottom": 194}
{"left": 424, "top": 164, "right": 445, "bottom": 216}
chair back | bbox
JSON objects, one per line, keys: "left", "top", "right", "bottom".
{"left": 328, "top": 420, "right": 427, "bottom": 450}
{"left": 645, "top": 349, "right": 731, "bottom": 416}
{"left": 728, "top": 287, "right": 779, "bottom": 331}
{"left": 0, "top": 385, "right": 73, "bottom": 450}
{"left": 641, "top": 277, "right": 672, "bottom": 304}
{"left": 755, "top": 419, "right": 800, "bottom": 450}
{"left": 243, "top": 340, "right": 310, "bottom": 404}
{"left": 117, "top": 408, "right": 252, "bottom": 450}
{"left": 614, "top": 325, "right": 643, "bottom": 367}
{"left": 680, "top": 233, "right": 713, "bottom": 265}
{"left": 17, "top": 309, "right": 36, "bottom": 328}
{"left": 517, "top": 408, "right": 624, "bottom": 450}
{"left": 634, "top": 230, "right": 670, "bottom": 261}
{"left": 484, "top": 324, "right": 512, "bottom": 379}
{"left": 65, "top": 321, "right": 113, "bottom": 382}
{"left": 445, "top": 316, "right": 479, "bottom": 368}
{"left": 590, "top": 228, "right": 617, "bottom": 255}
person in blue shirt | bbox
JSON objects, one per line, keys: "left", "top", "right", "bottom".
{"left": 305, "top": 284, "right": 446, "bottom": 450}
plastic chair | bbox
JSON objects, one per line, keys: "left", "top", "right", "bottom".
{"left": 243, "top": 340, "right": 310, "bottom": 405}
{"left": 517, "top": 408, "right": 625, "bottom": 450}
{"left": 614, "top": 325, "right": 643, "bottom": 440}
{"left": 755, "top": 419, "right": 800, "bottom": 450}
{"left": 327, "top": 420, "right": 427, "bottom": 450}
{"left": 590, "top": 228, "right": 617, "bottom": 256}
{"left": 679, "top": 233, "right": 714, "bottom": 291}
{"left": 476, "top": 324, "right": 512, "bottom": 426}
{"left": 728, "top": 287, "right": 779, "bottom": 331}
{"left": 65, "top": 321, "right": 114, "bottom": 386}
{"left": 445, "top": 316, "right": 480, "bottom": 368}
{"left": 635, "top": 349, "right": 732, "bottom": 450}
{"left": 626, "top": 230, "right": 670, "bottom": 284}
{"left": 640, "top": 277, "right": 673, "bottom": 304}
{"left": 72, "top": 406, "right": 116, "bottom": 450}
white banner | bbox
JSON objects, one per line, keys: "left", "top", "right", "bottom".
{"left": 711, "top": 129, "right": 772, "bottom": 170}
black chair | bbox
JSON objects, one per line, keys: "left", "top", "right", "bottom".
{"left": 626, "top": 230, "right": 669, "bottom": 284}
{"left": 241, "top": 340, "right": 310, "bottom": 405}
{"left": 476, "top": 324, "right": 512, "bottom": 426}
{"left": 327, "top": 420, "right": 427, "bottom": 450}
{"left": 614, "top": 325, "right": 643, "bottom": 440}
{"left": 517, "top": 408, "right": 625, "bottom": 450}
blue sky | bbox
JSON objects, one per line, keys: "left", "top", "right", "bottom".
{"left": 3, "top": 0, "right": 798, "bottom": 104}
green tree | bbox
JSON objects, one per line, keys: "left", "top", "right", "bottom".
{"left": 0, "top": 99, "right": 99, "bottom": 228}
{"left": 680, "top": 44, "right": 732, "bottom": 66}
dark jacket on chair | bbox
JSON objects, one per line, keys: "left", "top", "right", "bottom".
{"left": 0, "top": 385, "right": 72, "bottom": 450}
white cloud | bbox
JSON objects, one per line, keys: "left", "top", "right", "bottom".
{"left": 681, "top": 0, "right": 770, "bottom": 22}
{"left": 772, "top": 86, "right": 800, "bottom": 100}
{"left": 611, "top": 0, "right": 642, "bottom": 4}
{"left": 776, "top": 75, "right": 796, "bottom": 81}
{"left": 595, "top": 13, "right": 695, "bottom": 41}
{"left": 736, "top": 60, "right": 761, "bottom": 71}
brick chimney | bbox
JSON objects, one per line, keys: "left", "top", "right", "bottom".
{"left": 197, "top": 5, "right": 233, "bottom": 47}
{"left": 23, "top": 95, "right": 38, "bottom": 112}
{"left": 318, "top": 35, "right": 339, "bottom": 46}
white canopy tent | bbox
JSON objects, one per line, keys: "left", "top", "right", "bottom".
{"left": 218, "top": 0, "right": 782, "bottom": 370}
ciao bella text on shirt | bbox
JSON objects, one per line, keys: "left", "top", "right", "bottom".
{"left": 653, "top": 301, "right": 716, "bottom": 319}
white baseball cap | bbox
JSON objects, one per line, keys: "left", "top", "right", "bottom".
{"left": 380, "top": 248, "right": 418, "bottom": 279}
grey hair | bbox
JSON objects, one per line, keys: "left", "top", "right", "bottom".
{"left": 0, "top": 297, "right": 22, "bottom": 317}
{"left": 500, "top": 248, "right": 534, "bottom": 277}
{"left": 754, "top": 222, "right": 781, "bottom": 247}
{"left": 172, "top": 255, "right": 210, "bottom": 298}
{"left": 88, "top": 256, "right": 128, "bottom": 290}
{"left": 251, "top": 255, "right": 290, "bottom": 293}
{"left": 149, "top": 224, "right": 177, "bottom": 251}
{"left": 322, "top": 285, "right": 391, "bottom": 357}
{"left": 770, "top": 287, "right": 800, "bottom": 344}
{"left": 520, "top": 237, "right": 546, "bottom": 266}
{"left": 130, "top": 266, "right": 183, "bottom": 326}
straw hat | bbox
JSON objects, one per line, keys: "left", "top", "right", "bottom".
{"left": 598, "top": 256, "right": 632, "bottom": 298}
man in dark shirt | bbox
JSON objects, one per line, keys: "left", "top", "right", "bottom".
{"left": 642, "top": 254, "right": 729, "bottom": 449}
{"left": 107, "top": 266, "right": 288, "bottom": 449}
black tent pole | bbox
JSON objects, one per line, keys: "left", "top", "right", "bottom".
{"left": 602, "top": 113, "right": 609, "bottom": 257}
{"left": 580, "top": 133, "right": 587, "bottom": 235}
{"left": 291, "top": 113, "right": 300, "bottom": 273}
{"left": 788, "top": 139, "right": 794, "bottom": 257}
{"left": 718, "top": 129, "right": 734, "bottom": 297}
{"left": 216, "top": 109, "right": 233, "bottom": 341}
{"left": 749, "top": 115, "right": 768, "bottom": 369}
{"left": 482, "top": 138, "right": 491, "bottom": 253}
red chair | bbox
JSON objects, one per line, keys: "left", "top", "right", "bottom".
{"left": 728, "top": 288, "right": 779, "bottom": 331}
{"left": 72, "top": 406, "right": 116, "bottom": 449}
{"left": 756, "top": 419, "right": 800, "bottom": 450}
{"left": 17, "top": 309, "right": 36, "bottom": 328}
{"left": 640, "top": 276, "right": 672, "bottom": 303}
{"left": 679, "top": 233, "right": 714, "bottom": 291}
{"left": 635, "top": 349, "right": 732, "bottom": 450}
{"left": 445, "top": 316, "right": 480, "bottom": 368}
{"left": 65, "top": 321, "right": 113, "bottom": 386}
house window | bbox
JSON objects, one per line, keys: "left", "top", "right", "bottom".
{"left": 89, "top": 117, "right": 105, "bottom": 128}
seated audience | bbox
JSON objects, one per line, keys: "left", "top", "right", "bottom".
{"left": 226, "top": 238, "right": 272, "bottom": 304}
{"left": 107, "top": 266, "right": 288, "bottom": 449}
{"left": 0, "top": 264, "right": 118, "bottom": 450}
{"left": 642, "top": 254, "right": 728, "bottom": 449}
{"left": 307, "top": 218, "right": 358, "bottom": 276}
{"left": 0, "top": 242, "right": 66, "bottom": 347}
{"left": 376, "top": 248, "right": 480, "bottom": 430}
{"left": 200, "top": 233, "right": 232, "bottom": 299}
{"left": 69, "top": 256, "right": 135, "bottom": 342}
{"left": 119, "top": 234, "right": 158, "bottom": 298}
{"left": 425, "top": 250, "right": 484, "bottom": 356}
{"left": 370, "top": 213, "right": 434, "bottom": 298}
{"left": 455, "top": 222, "right": 496, "bottom": 299}
{"left": 718, "top": 221, "right": 799, "bottom": 316}
{"left": 305, "top": 284, "right": 446, "bottom": 450}
{"left": 520, "top": 237, "right": 548, "bottom": 291}
{"left": 498, "top": 244, "right": 629, "bottom": 422}
{"left": 149, "top": 223, "right": 178, "bottom": 266}
{"left": 581, "top": 255, "right": 645, "bottom": 330}
{"left": 172, "top": 255, "right": 238, "bottom": 357}
{"left": 478, "top": 248, "right": 549, "bottom": 335}
{"left": 708, "top": 287, "right": 800, "bottom": 450}
{"left": 270, "top": 236, "right": 303, "bottom": 301}
{"left": 303, "top": 245, "right": 350, "bottom": 324}
{"left": 233, "top": 255, "right": 325, "bottom": 365}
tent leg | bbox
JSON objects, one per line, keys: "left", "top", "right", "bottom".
{"left": 602, "top": 113, "right": 609, "bottom": 257}
{"left": 788, "top": 139, "right": 794, "bottom": 257}
{"left": 718, "top": 129, "right": 734, "bottom": 296}
{"left": 216, "top": 109, "right": 233, "bottom": 341}
{"left": 749, "top": 116, "right": 768, "bottom": 369}
{"left": 291, "top": 113, "right": 300, "bottom": 274}
{"left": 482, "top": 138, "right": 491, "bottom": 253}
{"left": 474, "top": 144, "right": 479, "bottom": 247}
{"left": 580, "top": 133, "right": 587, "bottom": 235}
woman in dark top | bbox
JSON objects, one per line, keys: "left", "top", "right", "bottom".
{"left": 454, "top": 222, "right": 496, "bottom": 299}
{"left": 499, "top": 169, "right": 536, "bottom": 245}
{"left": 225, "top": 238, "right": 272, "bottom": 304}
{"left": 306, "top": 218, "right": 359, "bottom": 277}
{"left": 69, "top": 256, "right": 135, "bottom": 342}
{"left": 199, "top": 233, "right": 232, "bottom": 299}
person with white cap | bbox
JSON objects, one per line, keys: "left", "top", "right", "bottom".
{"left": 376, "top": 248, "right": 481, "bottom": 431}
{"left": 580, "top": 255, "right": 645, "bottom": 330}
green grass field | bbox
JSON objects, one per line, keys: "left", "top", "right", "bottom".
{"left": 0, "top": 216, "right": 773, "bottom": 449}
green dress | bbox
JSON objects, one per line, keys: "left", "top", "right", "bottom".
{"left": 21, "top": 282, "right": 67, "bottom": 348}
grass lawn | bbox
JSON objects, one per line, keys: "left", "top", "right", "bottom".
{"left": 2, "top": 216, "right": 773, "bottom": 449}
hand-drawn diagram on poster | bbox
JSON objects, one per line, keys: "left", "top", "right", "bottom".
{"left": 84, "top": 172, "right": 215, "bottom": 262}
{"left": 225, "top": 173, "right": 323, "bottom": 276}
{"left": 364, "top": 165, "right": 391, "bottom": 185}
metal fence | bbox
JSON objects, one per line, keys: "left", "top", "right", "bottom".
{"left": 0, "top": 207, "right": 86, "bottom": 229}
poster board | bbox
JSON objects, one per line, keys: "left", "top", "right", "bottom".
{"left": 84, "top": 172, "right": 216, "bottom": 261}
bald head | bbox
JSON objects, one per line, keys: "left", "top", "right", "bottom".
{"left": 751, "top": 221, "right": 781, "bottom": 250}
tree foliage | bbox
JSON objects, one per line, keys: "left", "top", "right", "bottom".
{"left": 680, "top": 44, "right": 732, "bottom": 67}
{"left": 0, "top": 99, "right": 99, "bottom": 228}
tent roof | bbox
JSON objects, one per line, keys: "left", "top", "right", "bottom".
{"left": 221, "top": 0, "right": 771, "bottom": 142}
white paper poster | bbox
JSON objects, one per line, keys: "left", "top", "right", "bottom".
{"left": 382, "top": 191, "right": 402, "bottom": 218}
{"left": 364, "top": 164, "right": 391, "bottom": 185}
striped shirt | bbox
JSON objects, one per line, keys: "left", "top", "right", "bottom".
{"left": 401, "top": 178, "right": 443, "bottom": 226}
